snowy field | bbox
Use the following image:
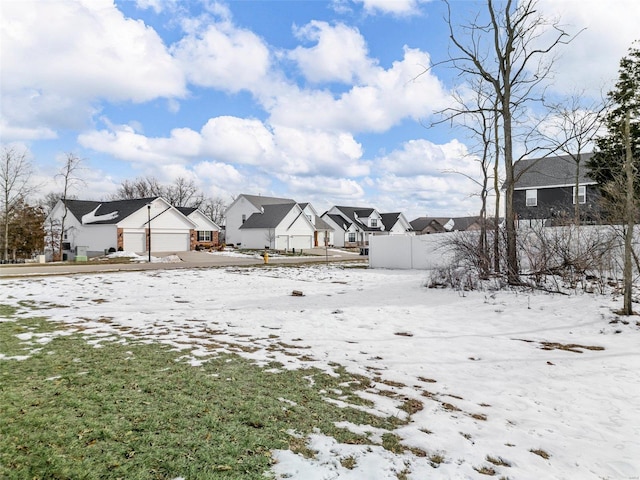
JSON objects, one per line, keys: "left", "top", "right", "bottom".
{"left": 2, "top": 265, "right": 639, "bottom": 479}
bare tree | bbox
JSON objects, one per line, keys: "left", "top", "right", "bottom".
{"left": 1, "top": 147, "right": 35, "bottom": 261}
{"left": 445, "top": 0, "right": 572, "bottom": 283}
{"left": 164, "top": 177, "right": 203, "bottom": 208}
{"left": 436, "top": 78, "right": 500, "bottom": 277}
{"left": 111, "top": 176, "right": 164, "bottom": 200}
{"left": 621, "top": 111, "right": 636, "bottom": 315}
{"left": 56, "top": 153, "right": 85, "bottom": 261}
{"left": 201, "top": 196, "right": 227, "bottom": 226}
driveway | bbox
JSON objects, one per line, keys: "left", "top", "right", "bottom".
{"left": 0, "top": 248, "right": 367, "bottom": 278}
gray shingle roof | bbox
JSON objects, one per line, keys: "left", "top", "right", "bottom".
{"left": 514, "top": 153, "right": 595, "bottom": 189}
{"left": 333, "top": 206, "right": 382, "bottom": 232}
{"left": 239, "top": 203, "right": 297, "bottom": 229}
{"left": 64, "top": 198, "right": 158, "bottom": 224}
{"left": 242, "top": 194, "right": 296, "bottom": 210}
{"left": 326, "top": 213, "right": 352, "bottom": 231}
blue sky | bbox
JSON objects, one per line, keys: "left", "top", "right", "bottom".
{"left": 1, "top": 0, "right": 637, "bottom": 220}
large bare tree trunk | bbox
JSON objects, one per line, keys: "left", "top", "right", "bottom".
{"left": 622, "top": 111, "right": 635, "bottom": 315}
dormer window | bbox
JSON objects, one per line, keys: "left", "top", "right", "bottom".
{"left": 242, "top": 214, "right": 246, "bottom": 224}
{"left": 371, "top": 219, "right": 378, "bottom": 227}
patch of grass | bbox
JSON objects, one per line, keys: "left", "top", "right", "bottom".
{"left": 429, "top": 452, "right": 445, "bottom": 468}
{"left": 441, "top": 402, "right": 461, "bottom": 412}
{"left": 417, "top": 376, "right": 437, "bottom": 383}
{"left": 399, "top": 398, "right": 424, "bottom": 415}
{"left": 340, "top": 455, "right": 357, "bottom": 469}
{"left": 0, "top": 304, "right": 18, "bottom": 317}
{"left": 540, "top": 342, "right": 604, "bottom": 353}
{"left": 486, "top": 455, "right": 511, "bottom": 467}
{"left": 474, "top": 465, "right": 497, "bottom": 476}
{"left": 470, "top": 413, "right": 488, "bottom": 421}
{"left": 0, "top": 316, "right": 59, "bottom": 356}
{"left": 530, "top": 448, "right": 551, "bottom": 459}
{"left": 0, "top": 328, "right": 405, "bottom": 480}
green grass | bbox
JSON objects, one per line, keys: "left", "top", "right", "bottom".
{"left": 0, "top": 313, "right": 407, "bottom": 480}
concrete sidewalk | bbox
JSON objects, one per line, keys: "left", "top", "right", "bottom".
{"left": 0, "top": 248, "right": 366, "bottom": 278}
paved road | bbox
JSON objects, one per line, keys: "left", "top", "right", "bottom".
{"left": 0, "top": 248, "right": 367, "bottom": 278}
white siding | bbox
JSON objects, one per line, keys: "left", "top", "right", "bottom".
{"left": 124, "top": 232, "right": 146, "bottom": 253}
{"left": 225, "top": 196, "right": 260, "bottom": 246}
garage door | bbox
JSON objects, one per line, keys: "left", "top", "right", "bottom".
{"left": 151, "top": 233, "right": 190, "bottom": 252}
{"left": 123, "top": 232, "right": 146, "bottom": 253}
{"left": 290, "top": 235, "right": 312, "bottom": 250}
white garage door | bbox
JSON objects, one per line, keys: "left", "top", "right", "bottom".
{"left": 123, "top": 232, "right": 146, "bottom": 253}
{"left": 151, "top": 233, "right": 190, "bottom": 252}
{"left": 275, "top": 235, "right": 289, "bottom": 250}
{"left": 291, "top": 235, "right": 312, "bottom": 250}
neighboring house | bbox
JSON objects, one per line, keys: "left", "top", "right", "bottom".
{"left": 380, "top": 212, "right": 413, "bottom": 235}
{"left": 322, "top": 206, "right": 385, "bottom": 247}
{"left": 298, "top": 203, "right": 334, "bottom": 247}
{"left": 513, "top": 153, "right": 600, "bottom": 226}
{"left": 45, "top": 197, "right": 201, "bottom": 260}
{"left": 224, "top": 194, "right": 328, "bottom": 250}
{"left": 224, "top": 194, "right": 296, "bottom": 246}
{"left": 239, "top": 202, "right": 316, "bottom": 250}
{"left": 175, "top": 207, "right": 221, "bottom": 250}
{"left": 410, "top": 216, "right": 497, "bottom": 234}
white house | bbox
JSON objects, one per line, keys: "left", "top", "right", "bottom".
{"left": 224, "top": 194, "right": 331, "bottom": 250}
{"left": 46, "top": 197, "right": 211, "bottom": 260}
{"left": 239, "top": 202, "right": 316, "bottom": 250}
{"left": 322, "top": 206, "right": 384, "bottom": 247}
{"left": 176, "top": 207, "right": 221, "bottom": 249}
{"left": 225, "top": 194, "right": 297, "bottom": 247}
{"left": 379, "top": 212, "right": 414, "bottom": 235}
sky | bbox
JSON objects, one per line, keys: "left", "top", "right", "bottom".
{"left": 1, "top": 263, "right": 638, "bottom": 478}
{"left": 1, "top": 0, "right": 638, "bottom": 220}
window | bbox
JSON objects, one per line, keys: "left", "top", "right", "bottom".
{"left": 371, "top": 219, "right": 378, "bottom": 227}
{"left": 348, "top": 232, "right": 356, "bottom": 243}
{"left": 573, "top": 185, "right": 586, "bottom": 204}
{"left": 526, "top": 189, "right": 538, "bottom": 207}
{"left": 197, "top": 231, "right": 211, "bottom": 242}
{"left": 241, "top": 214, "right": 246, "bottom": 224}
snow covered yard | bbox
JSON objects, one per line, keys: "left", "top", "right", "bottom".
{"left": 1, "top": 265, "right": 639, "bottom": 479}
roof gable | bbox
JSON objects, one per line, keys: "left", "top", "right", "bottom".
{"left": 514, "top": 153, "right": 596, "bottom": 189}
{"left": 64, "top": 197, "right": 158, "bottom": 225}
{"left": 239, "top": 203, "right": 297, "bottom": 229}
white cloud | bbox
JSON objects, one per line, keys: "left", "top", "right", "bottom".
{"left": 0, "top": 0, "right": 185, "bottom": 139}
{"left": 354, "top": 0, "right": 429, "bottom": 16}
{"left": 376, "top": 138, "right": 473, "bottom": 176}
{"left": 289, "top": 21, "right": 375, "bottom": 84}
{"left": 171, "top": 18, "right": 271, "bottom": 93}
{"left": 270, "top": 46, "right": 448, "bottom": 133}
{"left": 78, "top": 116, "right": 369, "bottom": 178}
{"left": 535, "top": 0, "right": 638, "bottom": 97}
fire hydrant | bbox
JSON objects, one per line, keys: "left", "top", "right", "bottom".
{"left": 263, "top": 251, "right": 269, "bottom": 264}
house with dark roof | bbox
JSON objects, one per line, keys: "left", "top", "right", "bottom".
{"left": 513, "top": 153, "right": 601, "bottom": 225}
{"left": 175, "top": 207, "right": 221, "bottom": 249}
{"left": 322, "top": 206, "right": 383, "bottom": 248}
{"left": 45, "top": 197, "right": 219, "bottom": 260}
{"left": 410, "top": 216, "right": 484, "bottom": 234}
{"left": 224, "top": 194, "right": 331, "bottom": 250}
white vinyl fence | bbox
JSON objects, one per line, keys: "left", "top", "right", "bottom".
{"left": 369, "top": 234, "right": 456, "bottom": 269}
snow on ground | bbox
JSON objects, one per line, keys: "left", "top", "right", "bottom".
{"left": 1, "top": 265, "right": 639, "bottom": 479}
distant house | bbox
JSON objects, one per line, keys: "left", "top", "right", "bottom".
{"left": 224, "top": 194, "right": 330, "bottom": 250}
{"left": 322, "top": 206, "right": 384, "bottom": 248}
{"left": 321, "top": 206, "right": 412, "bottom": 247}
{"left": 175, "top": 207, "right": 221, "bottom": 250}
{"left": 513, "top": 153, "right": 600, "bottom": 226}
{"left": 380, "top": 212, "right": 413, "bottom": 234}
{"left": 45, "top": 197, "right": 219, "bottom": 260}
{"left": 410, "top": 216, "right": 497, "bottom": 234}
